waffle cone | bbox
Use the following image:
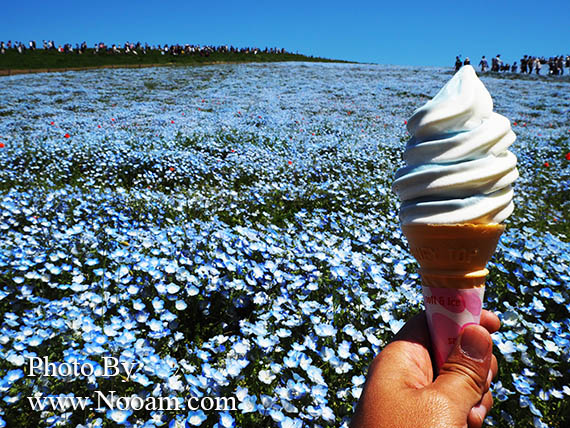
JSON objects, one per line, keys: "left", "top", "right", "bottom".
{"left": 402, "top": 223, "right": 505, "bottom": 370}
{"left": 402, "top": 223, "right": 505, "bottom": 289}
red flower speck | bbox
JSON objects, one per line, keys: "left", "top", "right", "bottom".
{"left": 288, "top": 161, "right": 293, "bottom": 165}
{"left": 171, "top": 120, "right": 175, "bottom": 124}
{"left": 64, "top": 133, "right": 70, "bottom": 139}
{"left": 565, "top": 152, "right": 570, "bottom": 160}
{"left": 544, "top": 162, "right": 550, "bottom": 167}
{"left": 513, "top": 122, "right": 517, "bottom": 126}
{"left": 169, "top": 167, "right": 175, "bottom": 172}
{"left": 50, "top": 121, "right": 55, "bottom": 125}
{"left": 404, "top": 120, "right": 407, "bottom": 125}
{"left": 0, "top": 142, "right": 4, "bottom": 148}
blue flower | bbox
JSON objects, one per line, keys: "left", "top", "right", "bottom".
{"left": 306, "top": 365, "right": 325, "bottom": 385}
{"left": 512, "top": 374, "right": 534, "bottom": 395}
{"left": 218, "top": 411, "right": 235, "bottom": 428}
{"left": 106, "top": 409, "right": 132, "bottom": 425}
{"left": 258, "top": 369, "right": 276, "bottom": 384}
{"left": 3, "top": 369, "right": 24, "bottom": 383}
{"left": 314, "top": 323, "right": 336, "bottom": 337}
{"left": 389, "top": 319, "right": 405, "bottom": 334}
{"left": 237, "top": 395, "right": 257, "bottom": 413}
{"left": 187, "top": 410, "right": 207, "bottom": 426}
{"left": 280, "top": 416, "right": 303, "bottom": 428}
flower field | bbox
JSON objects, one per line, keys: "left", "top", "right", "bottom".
{"left": 0, "top": 62, "right": 568, "bottom": 428}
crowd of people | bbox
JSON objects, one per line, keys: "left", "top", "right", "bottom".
{"left": 0, "top": 39, "right": 289, "bottom": 57}
{"left": 455, "top": 54, "right": 570, "bottom": 76}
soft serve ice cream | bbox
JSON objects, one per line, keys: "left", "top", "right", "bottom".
{"left": 392, "top": 65, "right": 518, "bottom": 225}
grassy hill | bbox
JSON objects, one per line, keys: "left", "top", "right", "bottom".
{"left": 0, "top": 48, "right": 348, "bottom": 74}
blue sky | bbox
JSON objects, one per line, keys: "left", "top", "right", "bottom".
{"left": 1, "top": 0, "right": 568, "bottom": 67}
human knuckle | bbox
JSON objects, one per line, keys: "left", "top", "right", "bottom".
{"left": 444, "top": 362, "right": 485, "bottom": 393}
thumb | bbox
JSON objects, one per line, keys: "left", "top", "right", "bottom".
{"left": 432, "top": 324, "right": 492, "bottom": 414}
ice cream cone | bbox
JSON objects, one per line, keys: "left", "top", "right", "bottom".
{"left": 402, "top": 223, "right": 504, "bottom": 370}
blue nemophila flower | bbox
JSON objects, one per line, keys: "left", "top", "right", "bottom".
{"left": 149, "top": 319, "right": 163, "bottom": 332}
{"left": 533, "top": 417, "right": 549, "bottom": 428}
{"left": 106, "top": 409, "right": 132, "bottom": 425}
{"left": 258, "top": 369, "right": 276, "bottom": 384}
{"left": 542, "top": 340, "right": 560, "bottom": 354}
{"left": 280, "top": 417, "right": 303, "bottom": 428}
{"left": 218, "top": 411, "right": 235, "bottom": 428}
{"left": 3, "top": 369, "right": 24, "bottom": 383}
{"left": 237, "top": 395, "right": 257, "bottom": 413}
{"left": 2, "top": 394, "right": 20, "bottom": 404}
{"left": 512, "top": 374, "right": 534, "bottom": 395}
{"left": 187, "top": 410, "right": 207, "bottom": 426}
{"left": 352, "top": 375, "right": 366, "bottom": 387}
{"left": 389, "top": 319, "right": 405, "bottom": 334}
{"left": 314, "top": 323, "right": 336, "bottom": 337}
{"left": 306, "top": 365, "right": 325, "bottom": 385}
{"left": 269, "top": 408, "right": 285, "bottom": 423}
{"left": 338, "top": 340, "right": 352, "bottom": 359}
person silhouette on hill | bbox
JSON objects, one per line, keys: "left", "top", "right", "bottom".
{"left": 455, "top": 56, "right": 463, "bottom": 72}
{"left": 479, "top": 56, "right": 488, "bottom": 72}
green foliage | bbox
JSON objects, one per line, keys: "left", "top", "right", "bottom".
{"left": 0, "top": 49, "right": 349, "bottom": 72}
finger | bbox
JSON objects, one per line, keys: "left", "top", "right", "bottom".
{"left": 480, "top": 310, "right": 501, "bottom": 334}
{"left": 432, "top": 325, "right": 493, "bottom": 414}
{"left": 468, "top": 390, "right": 493, "bottom": 428}
{"left": 391, "top": 311, "right": 431, "bottom": 349}
{"left": 352, "top": 313, "right": 434, "bottom": 427}
{"left": 374, "top": 311, "right": 434, "bottom": 387}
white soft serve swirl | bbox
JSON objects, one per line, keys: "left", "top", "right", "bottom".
{"left": 392, "top": 65, "right": 518, "bottom": 225}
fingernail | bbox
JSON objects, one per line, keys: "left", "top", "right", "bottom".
{"left": 487, "top": 370, "right": 493, "bottom": 389}
{"left": 471, "top": 402, "right": 487, "bottom": 423}
{"left": 486, "top": 369, "right": 493, "bottom": 389}
{"left": 460, "top": 325, "right": 490, "bottom": 361}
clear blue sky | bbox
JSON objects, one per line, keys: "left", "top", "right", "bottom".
{"left": 1, "top": 0, "right": 568, "bottom": 67}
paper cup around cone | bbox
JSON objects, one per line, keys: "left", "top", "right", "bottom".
{"left": 402, "top": 223, "right": 504, "bottom": 370}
